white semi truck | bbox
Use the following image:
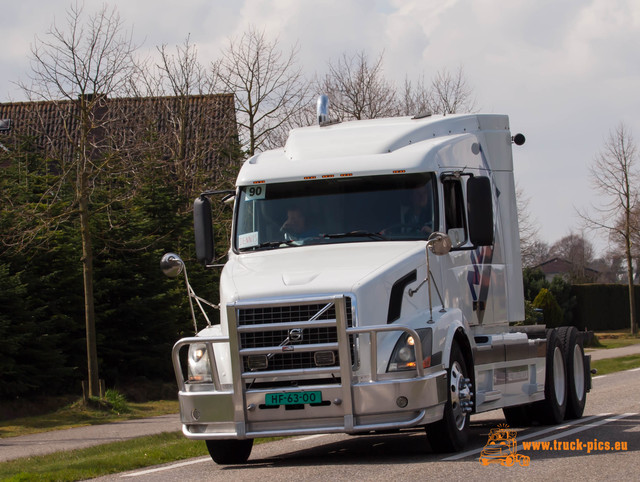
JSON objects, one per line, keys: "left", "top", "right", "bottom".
{"left": 162, "top": 97, "right": 591, "bottom": 464}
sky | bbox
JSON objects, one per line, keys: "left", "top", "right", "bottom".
{"left": 1, "top": 0, "right": 639, "bottom": 256}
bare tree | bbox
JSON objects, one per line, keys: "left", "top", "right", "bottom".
{"left": 427, "top": 66, "right": 477, "bottom": 115}
{"left": 215, "top": 26, "right": 309, "bottom": 156}
{"left": 591, "top": 253, "right": 624, "bottom": 283}
{"left": 526, "top": 239, "right": 551, "bottom": 268}
{"left": 628, "top": 206, "right": 640, "bottom": 283}
{"left": 317, "top": 51, "right": 397, "bottom": 121}
{"left": 548, "top": 232, "right": 596, "bottom": 282}
{"left": 398, "top": 74, "right": 431, "bottom": 116}
{"left": 148, "top": 36, "right": 239, "bottom": 198}
{"left": 19, "top": 4, "right": 140, "bottom": 397}
{"left": 318, "top": 54, "right": 476, "bottom": 120}
{"left": 156, "top": 35, "right": 210, "bottom": 98}
{"left": 146, "top": 36, "right": 240, "bottom": 249}
{"left": 516, "top": 184, "right": 545, "bottom": 267}
{"left": 579, "top": 123, "right": 639, "bottom": 334}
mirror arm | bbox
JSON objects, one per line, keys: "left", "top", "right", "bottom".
{"left": 408, "top": 267, "right": 446, "bottom": 311}
{"left": 183, "top": 266, "right": 200, "bottom": 333}
{"left": 408, "top": 232, "right": 451, "bottom": 322}
{"left": 161, "top": 252, "right": 219, "bottom": 334}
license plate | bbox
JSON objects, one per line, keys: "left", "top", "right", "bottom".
{"left": 265, "top": 391, "right": 322, "bottom": 406}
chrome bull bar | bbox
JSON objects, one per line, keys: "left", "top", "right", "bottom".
{"left": 172, "top": 295, "right": 447, "bottom": 439}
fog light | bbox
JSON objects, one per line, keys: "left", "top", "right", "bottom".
{"left": 396, "top": 396, "right": 409, "bottom": 408}
{"left": 314, "top": 351, "right": 336, "bottom": 367}
{"left": 247, "top": 355, "right": 268, "bottom": 370}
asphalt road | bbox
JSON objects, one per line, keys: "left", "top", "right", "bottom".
{"left": 92, "top": 366, "right": 640, "bottom": 481}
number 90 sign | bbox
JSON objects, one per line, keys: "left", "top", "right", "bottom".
{"left": 245, "top": 185, "right": 266, "bottom": 201}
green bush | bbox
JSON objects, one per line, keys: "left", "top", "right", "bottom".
{"left": 105, "top": 389, "right": 131, "bottom": 414}
{"left": 523, "top": 300, "right": 543, "bottom": 325}
{"left": 550, "top": 276, "right": 577, "bottom": 326}
{"left": 533, "top": 288, "right": 564, "bottom": 328}
{"left": 522, "top": 268, "right": 549, "bottom": 302}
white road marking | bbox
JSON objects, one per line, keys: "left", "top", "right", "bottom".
{"left": 514, "top": 413, "right": 636, "bottom": 451}
{"left": 122, "top": 434, "right": 330, "bottom": 477}
{"left": 296, "top": 434, "right": 331, "bottom": 442}
{"left": 443, "top": 413, "right": 609, "bottom": 461}
{"left": 121, "top": 457, "right": 210, "bottom": 478}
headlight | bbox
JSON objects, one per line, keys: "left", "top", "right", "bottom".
{"left": 388, "top": 328, "right": 432, "bottom": 372}
{"left": 188, "top": 343, "right": 212, "bottom": 382}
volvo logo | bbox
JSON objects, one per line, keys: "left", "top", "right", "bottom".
{"left": 289, "top": 328, "right": 304, "bottom": 342}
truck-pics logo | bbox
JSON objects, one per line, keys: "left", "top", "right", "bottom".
{"left": 479, "top": 424, "right": 530, "bottom": 467}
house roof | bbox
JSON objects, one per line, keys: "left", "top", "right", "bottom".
{"left": 0, "top": 94, "right": 238, "bottom": 171}
{"left": 534, "top": 257, "right": 600, "bottom": 277}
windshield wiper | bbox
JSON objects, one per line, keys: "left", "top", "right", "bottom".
{"left": 240, "top": 240, "right": 298, "bottom": 251}
{"left": 321, "top": 230, "right": 388, "bottom": 241}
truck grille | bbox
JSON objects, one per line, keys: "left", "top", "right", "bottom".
{"left": 237, "top": 298, "right": 354, "bottom": 376}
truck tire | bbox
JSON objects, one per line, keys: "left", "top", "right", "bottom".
{"left": 531, "top": 329, "right": 567, "bottom": 424}
{"left": 557, "top": 326, "right": 587, "bottom": 419}
{"left": 205, "top": 439, "right": 254, "bottom": 465}
{"left": 426, "top": 342, "right": 473, "bottom": 453}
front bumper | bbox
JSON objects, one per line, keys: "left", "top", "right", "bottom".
{"left": 172, "top": 295, "right": 447, "bottom": 439}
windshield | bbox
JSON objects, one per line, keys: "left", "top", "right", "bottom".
{"left": 234, "top": 173, "right": 437, "bottom": 252}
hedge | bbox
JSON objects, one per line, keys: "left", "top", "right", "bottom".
{"left": 571, "top": 284, "right": 640, "bottom": 331}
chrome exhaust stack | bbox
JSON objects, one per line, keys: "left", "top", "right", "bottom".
{"left": 317, "top": 95, "right": 330, "bottom": 126}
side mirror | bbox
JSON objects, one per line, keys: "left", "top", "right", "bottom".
{"left": 160, "top": 252, "right": 184, "bottom": 278}
{"left": 427, "top": 232, "right": 452, "bottom": 256}
{"left": 194, "top": 196, "right": 215, "bottom": 265}
{"left": 467, "top": 176, "right": 494, "bottom": 246}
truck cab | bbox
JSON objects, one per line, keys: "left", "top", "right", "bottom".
{"left": 165, "top": 107, "right": 589, "bottom": 464}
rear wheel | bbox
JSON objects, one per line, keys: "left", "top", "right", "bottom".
{"left": 427, "top": 342, "right": 473, "bottom": 453}
{"left": 531, "top": 329, "right": 567, "bottom": 424}
{"left": 205, "top": 439, "right": 254, "bottom": 465}
{"left": 557, "top": 326, "right": 587, "bottom": 419}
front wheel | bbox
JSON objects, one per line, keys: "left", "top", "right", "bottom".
{"left": 205, "top": 439, "right": 254, "bottom": 465}
{"left": 426, "top": 342, "right": 473, "bottom": 453}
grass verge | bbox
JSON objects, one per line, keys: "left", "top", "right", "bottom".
{"left": 0, "top": 399, "right": 179, "bottom": 438}
{"left": 0, "top": 433, "right": 283, "bottom": 481}
{"left": 591, "top": 354, "right": 640, "bottom": 376}
{"left": 591, "top": 331, "right": 640, "bottom": 349}
{"left": 0, "top": 431, "right": 207, "bottom": 481}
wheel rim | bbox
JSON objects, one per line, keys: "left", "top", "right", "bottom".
{"left": 572, "top": 344, "right": 585, "bottom": 401}
{"left": 450, "top": 361, "right": 472, "bottom": 430}
{"left": 553, "top": 346, "right": 566, "bottom": 405}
